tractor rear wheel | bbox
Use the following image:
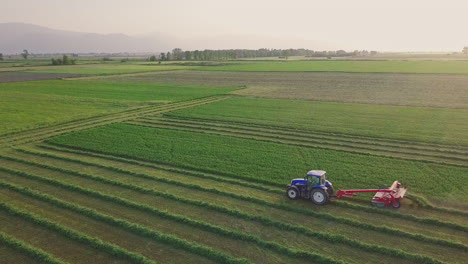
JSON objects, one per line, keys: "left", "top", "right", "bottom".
{"left": 311, "top": 189, "right": 329, "bottom": 205}
{"left": 286, "top": 187, "right": 299, "bottom": 200}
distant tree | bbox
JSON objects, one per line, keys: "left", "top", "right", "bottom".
{"left": 282, "top": 50, "right": 290, "bottom": 59}
{"left": 160, "top": 52, "right": 166, "bottom": 61}
{"left": 62, "top": 55, "right": 71, "bottom": 65}
{"left": 149, "top": 55, "right": 156, "bottom": 61}
{"left": 166, "top": 52, "right": 171, "bottom": 61}
{"left": 370, "top": 51, "right": 378, "bottom": 56}
{"left": 0, "top": 53, "right": 3, "bottom": 60}
{"left": 172, "top": 48, "right": 183, "bottom": 60}
{"left": 463, "top": 47, "right": 468, "bottom": 56}
{"left": 21, "top": 49, "right": 29, "bottom": 59}
{"left": 184, "top": 51, "right": 192, "bottom": 60}
{"left": 51, "top": 55, "right": 76, "bottom": 65}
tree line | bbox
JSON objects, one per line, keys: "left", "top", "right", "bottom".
{"left": 150, "top": 48, "right": 379, "bottom": 61}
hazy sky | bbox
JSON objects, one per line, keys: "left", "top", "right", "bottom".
{"left": 1, "top": 0, "right": 467, "bottom": 51}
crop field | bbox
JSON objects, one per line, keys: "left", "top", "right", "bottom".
{"left": 0, "top": 72, "right": 84, "bottom": 83}
{"left": 168, "top": 97, "right": 468, "bottom": 146}
{"left": 0, "top": 79, "right": 236, "bottom": 135}
{"left": 25, "top": 64, "right": 199, "bottom": 76}
{"left": 102, "top": 70, "right": 468, "bottom": 108}
{"left": 1, "top": 59, "right": 467, "bottom": 264}
{"left": 203, "top": 60, "right": 468, "bottom": 74}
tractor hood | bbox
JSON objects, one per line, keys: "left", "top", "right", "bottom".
{"left": 291, "top": 178, "right": 307, "bottom": 185}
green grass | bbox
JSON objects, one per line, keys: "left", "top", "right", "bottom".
{"left": 0, "top": 92, "right": 137, "bottom": 136}
{"left": 26, "top": 64, "right": 198, "bottom": 75}
{"left": 47, "top": 123, "right": 468, "bottom": 201}
{"left": 1, "top": 151, "right": 462, "bottom": 263}
{"left": 1, "top": 80, "right": 238, "bottom": 102}
{"left": 168, "top": 97, "right": 468, "bottom": 146}
{"left": 204, "top": 60, "right": 468, "bottom": 74}
{"left": 0, "top": 79, "right": 236, "bottom": 135}
{"left": 103, "top": 70, "right": 468, "bottom": 108}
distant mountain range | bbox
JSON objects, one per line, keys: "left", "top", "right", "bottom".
{"left": 0, "top": 23, "right": 333, "bottom": 54}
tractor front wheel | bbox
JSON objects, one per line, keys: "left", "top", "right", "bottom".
{"left": 311, "top": 189, "right": 329, "bottom": 205}
{"left": 286, "top": 187, "right": 299, "bottom": 200}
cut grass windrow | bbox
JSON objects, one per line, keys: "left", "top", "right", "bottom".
{"left": 162, "top": 115, "right": 468, "bottom": 153}
{"left": 407, "top": 194, "right": 468, "bottom": 217}
{"left": 0, "top": 95, "right": 228, "bottom": 147}
{"left": 0, "top": 202, "right": 156, "bottom": 264}
{"left": 333, "top": 200, "right": 468, "bottom": 232}
{"left": 148, "top": 116, "right": 468, "bottom": 157}
{"left": 41, "top": 142, "right": 284, "bottom": 188}
{"left": 0, "top": 176, "right": 340, "bottom": 264}
{"left": 2, "top": 151, "right": 467, "bottom": 252}
{"left": 36, "top": 143, "right": 468, "bottom": 228}
{"left": 38, "top": 142, "right": 283, "bottom": 193}
{"left": 0, "top": 165, "right": 445, "bottom": 264}
{"left": 0, "top": 232, "right": 67, "bottom": 264}
{"left": 128, "top": 119, "right": 468, "bottom": 168}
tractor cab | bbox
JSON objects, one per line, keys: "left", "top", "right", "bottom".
{"left": 286, "top": 170, "right": 334, "bottom": 205}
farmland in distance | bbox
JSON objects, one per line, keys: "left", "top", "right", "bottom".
{"left": 1, "top": 58, "right": 467, "bottom": 264}
{"left": 103, "top": 70, "right": 468, "bottom": 108}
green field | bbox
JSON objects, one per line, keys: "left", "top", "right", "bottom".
{"left": 0, "top": 79, "right": 235, "bottom": 135}
{"left": 0, "top": 92, "right": 138, "bottom": 136}
{"left": 204, "top": 60, "right": 468, "bottom": 74}
{"left": 46, "top": 123, "right": 468, "bottom": 201}
{"left": 168, "top": 97, "right": 468, "bottom": 146}
{"left": 1, "top": 80, "right": 237, "bottom": 102}
{"left": 102, "top": 70, "right": 468, "bottom": 108}
{"left": 1, "top": 58, "right": 467, "bottom": 264}
{"left": 26, "top": 64, "right": 198, "bottom": 75}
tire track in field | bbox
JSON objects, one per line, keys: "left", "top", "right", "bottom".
{"left": 127, "top": 117, "right": 468, "bottom": 167}
{"left": 0, "top": 96, "right": 229, "bottom": 148}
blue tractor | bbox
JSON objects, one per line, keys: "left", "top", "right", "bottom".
{"left": 286, "top": 170, "right": 334, "bottom": 205}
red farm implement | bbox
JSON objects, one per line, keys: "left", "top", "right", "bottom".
{"left": 335, "top": 181, "right": 408, "bottom": 208}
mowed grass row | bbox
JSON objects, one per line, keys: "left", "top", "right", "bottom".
{"left": 0, "top": 186, "right": 221, "bottom": 264}
{"left": 0, "top": 160, "right": 448, "bottom": 264}
{"left": 2, "top": 149, "right": 467, "bottom": 264}
{"left": 12, "top": 145, "right": 468, "bottom": 238}
{"left": 0, "top": 96, "right": 229, "bottom": 147}
{"left": 0, "top": 168, "right": 343, "bottom": 264}
{"left": 202, "top": 60, "right": 468, "bottom": 74}
{"left": 0, "top": 202, "right": 154, "bottom": 264}
{"left": 167, "top": 97, "right": 468, "bottom": 147}
{"left": 148, "top": 116, "right": 468, "bottom": 156}
{"left": 0, "top": 179, "right": 259, "bottom": 264}
{"left": 11, "top": 146, "right": 468, "bottom": 244}
{"left": 46, "top": 123, "right": 468, "bottom": 201}
{"left": 128, "top": 117, "right": 468, "bottom": 167}
{"left": 0, "top": 232, "right": 65, "bottom": 264}
{"left": 36, "top": 142, "right": 468, "bottom": 225}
